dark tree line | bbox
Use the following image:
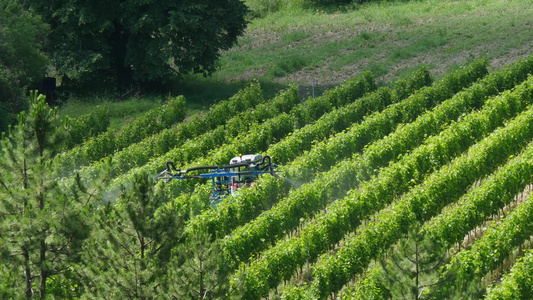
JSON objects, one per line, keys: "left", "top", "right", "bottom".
{"left": 1, "top": 0, "right": 248, "bottom": 132}
{"left": 0, "top": 1, "right": 49, "bottom": 132}
{"left": 22, "top": 0, "right": 248, "bottom": 91}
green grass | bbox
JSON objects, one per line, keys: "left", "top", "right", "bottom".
{"left": 210, "top": 0, "right": 533, "bottom": 86}
{"left": 56, "top": 96, "right": 162, "bottom": 131}
{"left": 55, "top": 0, "right": 533, "bottom": 129}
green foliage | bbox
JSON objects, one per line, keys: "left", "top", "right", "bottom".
{"left": 416, "top": 137, "right": 533, "bottom": 297}
{"left": 244, "top": 0, "right": 382, "bottom": 18}
{"left": 299, "top": 85, "right": 533, "bottom": 299}
{"left": 268, "top": 67, "right": 430, "bottom": 165}
{"left": 107, "top": 71, "right": 373, "bottom": 200}
{"left": 485, "top": 250, "right": 533, "bottom": 300}
{"left": 287, "top": 59, "right": 488, "bottom": 182}
{"left": 223, "top": 61, "right": 485, "bottom": 297}
{"left": 424, "top": 113, "right": 533, "bottom": 250}
{"left": 430, "top": 172, "right": 533, "bottom": 298}
{"left": 166, "top": 230, "right": 230, "bottom": 299}
{"left": 0, "top": 0, "right": 49, "bottom": 132}
{"left": 4, "top": 13, "right": 533, "bottom": 296}
{"left": 245, "top": 0, "right": 292, "bottom": 18}
{"left": 269, "top": 54, "right": 308, "bottom": 78}
{"left": 377, "top": 224, "right": 449, "bottom": 300}
{"left": 25, "top": 0, "right": 248, "bottom": 91}
{"left": 61, "top": 105, "right": 110, "bottom": 150}
{"left": 56, "top": 95, "right": 186, "bottom": 176}
{"left": 342, "top": 265, "right": 390, "bottom": 300}
{"left": 227, "top": 60, "right": 502, "bottom": 298}
{"left": 0, "top": 102, "right": 12, "bottom": 135}
{"left": 113, "top": 96, "right": 186, "bottom": 151}
{"left": 0, "top": 92, "right": 105, "bottom": 299}
{"left": 78, "top": 172, "right": 181, "bottom": 299}
{"left": 0, "top": 264, "right": 18, "bottom": 299}
{"left": 306, "top": 0, "right": 354, "bottom": 7}
{"left": 75, "top": 82, "right": 267, "bottom": 186}
{"left": 149, "top": 72, "right": 376, "bottom": 240}
{"left": 344, "top": 59, "right": 533, "bottom": 300}
{"left": 290, "top": 71, "right": 377, "bottom": 128}
{"left": 71, "top": 71, "right": 377, "bottom": 299}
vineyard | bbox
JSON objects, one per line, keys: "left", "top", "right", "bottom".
{"left": 3, "top": 54, "right": 533, "bottom": 299}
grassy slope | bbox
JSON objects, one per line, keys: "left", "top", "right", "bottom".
{"left": 56, "top": 0, "right": 532, "bottom": 130}
{"left": 210, "top": 0, "right": 533, "bottom": 87}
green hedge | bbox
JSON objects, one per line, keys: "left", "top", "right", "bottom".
{"left": 221, "top": 60, "right": 487, "bottom": 280}
{"left": 432, "top": 176, "right": 533, "bottom": 298}
{"left": 272, "top": 74, "right": 533, "bottom": 300}
{"left": 300, "top": 88, "right": 533, "bottom": 299}
{"left": 76, "top": 82, "right": 271, "bottom": 181}
{"left": 57, "top": 95, "right": 187, "bottom": 176}
{"left": 61, "top": 106, "right": 110, "bottom": 150}
{"left": 107, "top": 72, "right": 376, "bottom": 199}
{"left": 485, "top": 250, "right": 533, "bottom": 300}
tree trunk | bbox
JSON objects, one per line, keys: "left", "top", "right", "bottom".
{"left": 40, "top": 238, "right": 47, "bottom": 299}
{"left": 111, "top": 21, "right": 133, "bottom": 90}
{"left": 140, "top": 235, "right": 145, "bottom": 260}
{"left": 199, "top": 259, "right": 204, "bottom": 300}
{"left": 39, "top": 168, "right": 47, "bottom": 299}
{"left": 415, "top": 241, "right": 419, "bottom": 300}
{"left": 23, "top": 250, "right": 33, "bottom": 298}
{"left": 39, "top": 196, "right": 47, "bottom": 298}
{"left": 23, "top": 156, "right": 32, "bottom": 298}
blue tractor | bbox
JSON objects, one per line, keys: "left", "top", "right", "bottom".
{"left": 158, "top": 154, "right": 280, "bottom": 209}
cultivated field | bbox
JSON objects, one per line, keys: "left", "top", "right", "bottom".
{"left": 54, "top": 54, "right": 533, "bottom": 299}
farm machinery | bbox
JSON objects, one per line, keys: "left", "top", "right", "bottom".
{"left": 158, "top": 154, "right": 280, "bottom": 209}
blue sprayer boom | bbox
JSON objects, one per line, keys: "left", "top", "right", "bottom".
{"left": 158, "top": 154, "right": 280, "bottom": 209}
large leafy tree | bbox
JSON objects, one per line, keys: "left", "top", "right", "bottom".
{"left": 24, "top": 0, "right": 248, "bottom": 90}
{"left": 0, "top": 0, "right": 49, "bottom": 132}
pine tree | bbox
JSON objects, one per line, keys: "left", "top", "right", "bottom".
{"left": 78, "top": 172, "right": 183, "bottom": 299}
{"left": 378, "top": 224, "right": 449, "bottom": 300}
{"left": 166, "top": 229, "right": 229, "bottom": 299}
{"left": 0, "top": 92, "right": 108, "bottom": 298}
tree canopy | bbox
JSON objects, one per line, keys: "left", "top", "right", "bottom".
{"left": 24, "top": 0, "right": 249, "bottom": 91}
{"left": 0, "top": 92, "right": 109, "bottom": 298}
{"left": 0, "top": 0, "right": 49, "bottom": 132}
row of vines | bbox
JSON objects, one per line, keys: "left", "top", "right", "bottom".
{"left": 38, "top": 53, "right": 533, "bottom": 299}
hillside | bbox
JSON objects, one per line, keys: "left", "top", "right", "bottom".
{"left": 203, "top": 0, "right": 533, "bottom": 89}
{"left": 56, "top": 0, "right": 533, "bottom": 128}
{"left": 2, "top": 0, "right": 533, "bottom": 298}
